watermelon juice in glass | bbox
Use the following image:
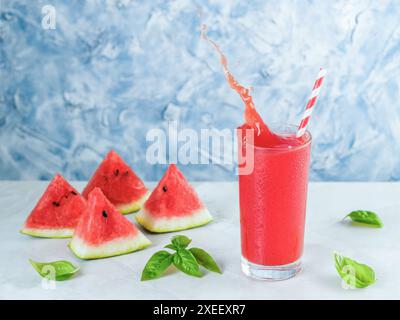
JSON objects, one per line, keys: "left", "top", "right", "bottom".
{"left": 202, "top": 27, "right": 323, "bottom": 280}
{"left": 238, "top": 124, "right": 312, "bottom": 280}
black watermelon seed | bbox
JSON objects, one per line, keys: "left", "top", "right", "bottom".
{"left": 102, "top": 210, "right": 108, "bottom": 218}
{"left": 123, "top": 171, "right": 129, "bottom": 176}
{"left": 52, "top": 201, "right": 60, "bottom": 207}
{"left": 162, "top": 185, "right": 167, "bottom": 192}
{"left": 114, "top": 169, "right": 119, "bottom": 176}
{"left": 71, "top": 191, "right": 77, "bottom": 195}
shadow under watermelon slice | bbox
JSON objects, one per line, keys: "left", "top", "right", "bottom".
{"left": 136, "top": 164, "right": 213, "bottom": 233}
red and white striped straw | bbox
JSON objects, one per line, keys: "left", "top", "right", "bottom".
{"left": 296, "top": 68, "right": 327, "bottom": 137}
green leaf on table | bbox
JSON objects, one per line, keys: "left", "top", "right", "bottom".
{"left": 334, "top": 252, "right": 376, "bottom": 289}
{"left": 344, "top": 210, "right": 383, "bottom": 228}
{"left": 141, "top": 250, "right": 173, "bottom": 281}
{"left": 189, "top": 247, "right": 222, "bottom": 274}
{"left": 164, "top": 244, "right": 177, "bottom": 251}
{"left": 141, "top": 235, "right": 222, "bottom": 281}
{"left": 29, "top": 259, "right": 80, "bottom": 281}
{"left": 173, "top": 249, "right": 202, "bottom": 278}
{"left": 171, "top": 235, "right": 192, "bottom": 249}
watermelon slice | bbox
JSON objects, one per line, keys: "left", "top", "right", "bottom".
{"left": 69, "top": 188, "right": 151, "bottom": 259}
{"left": 21, "top": 174, "right": 87, "bottom": 238}
{"left": 82, "top": 150, "right": 149, "bottom": 214}
{"left": 136, "top": 164, "right": 213, "bottom": 233}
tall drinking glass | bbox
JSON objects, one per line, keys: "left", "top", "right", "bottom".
{"left": 238, "top": 123, "right": 312, "bottom": 280}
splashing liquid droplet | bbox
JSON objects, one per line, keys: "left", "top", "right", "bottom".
{"left": 201, "top": 25, "right": 286, "bottom": 147}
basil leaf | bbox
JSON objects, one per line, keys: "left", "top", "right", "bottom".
{"left": 29, "top": 259, "right": 80, "bottom": 281}
{"left": 164, "top": 244, "right": 177, "bottom": 251}
{"left": 173, "top": 249, "right": 202, "bottom": 278}
{"left": 344, "top": 210, "right": 383, "bottom": 228}
{"left": 171, "top": 235, "right": 192, "bottom": 249}
{"left": 141, "top": 250, "right": 173, "bottom": 281}
{"left": 189, "top": 247, "right": 222, "bottom": 274}
{"left": 334, "top": 252, "right": 376, "bottom": 288}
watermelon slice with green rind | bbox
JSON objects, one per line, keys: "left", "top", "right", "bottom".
{"left": 69, "top": 187, "right": 151, "bottom": 260}
{"left": 21, "top": 174, "right": 87, "bottom": 238}
{"left": 82, "top": 150, "right": 149, "bottom": 214}
{"left": 136, "top": 164, "right": 213, "bottom": 233}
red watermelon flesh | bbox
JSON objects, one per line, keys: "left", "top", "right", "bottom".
{"left": 21, "top": 174, "right": 87, "bottom": 238}
{"left": 69, "top": 187, "right": 151, "bottom": 259}
{"left": 145, "top": 164, "right": 204, "bottom": 217}
{"left": 136, "top": 164, "right": 213, "bottom": 233}
{"left": 82, "top": 150, "right": 149, "bottom": 214}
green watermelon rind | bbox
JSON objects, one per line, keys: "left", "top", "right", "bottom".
{"left": 68, "top": 233, "right": 152, "bottom": 260}
{"left": 135, "top": 208, "right": 213, "bottom": 233}
{"left": 117, "top": 191, "right": 150, "bottom": 215}
{"left": 20, "top": 227, "right": 75, "bottom": 239}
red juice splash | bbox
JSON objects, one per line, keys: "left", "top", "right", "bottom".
{"left": 201, "top": 25, "right": 285, "bottom": 147}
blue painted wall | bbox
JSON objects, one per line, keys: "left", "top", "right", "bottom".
{"left": 1, "top": 0, "right": 400, "bottom": 181}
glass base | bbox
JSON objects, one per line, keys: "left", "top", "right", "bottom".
{"left": 241, "top": 257, "right": 302, "bottom": 281}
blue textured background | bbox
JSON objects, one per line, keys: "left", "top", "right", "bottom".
{"left": 1, "top": 0, "right": 400, "bottom": 181}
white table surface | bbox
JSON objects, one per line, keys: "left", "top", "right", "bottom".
{"left": 0, "top": 181, "right": 399, "bottom": 300}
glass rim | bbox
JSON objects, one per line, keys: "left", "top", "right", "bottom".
{"left": 237, "top": 122, "right": 312, "bottom": 152}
